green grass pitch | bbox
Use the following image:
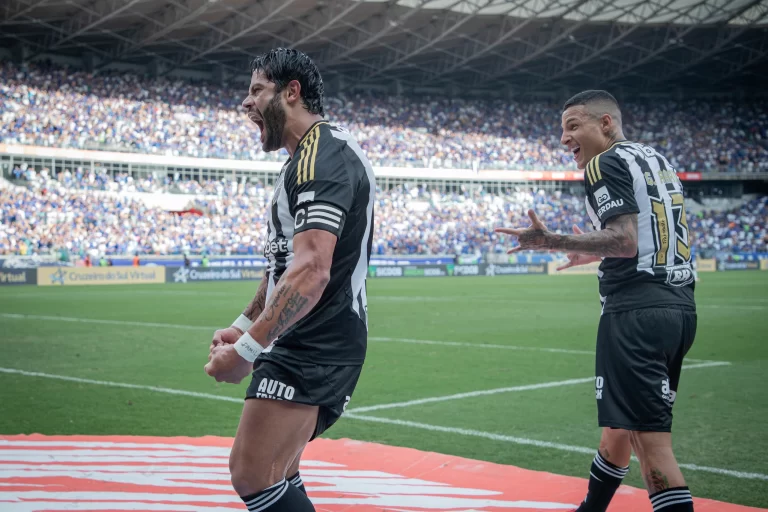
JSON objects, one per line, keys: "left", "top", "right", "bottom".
{"left": 1, "top": 272, "right": 766, "bottom": 507}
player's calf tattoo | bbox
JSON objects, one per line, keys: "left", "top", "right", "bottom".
{"left": 643, "top": 468, "right": 670, "bottom": 492}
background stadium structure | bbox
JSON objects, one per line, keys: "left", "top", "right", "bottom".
{"left": 1, "top": 0, "right": 767, "bottom": 96}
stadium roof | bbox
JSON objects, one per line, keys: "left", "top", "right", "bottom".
{"left": 1, "top": 0, "right": 767, "bottom": 95}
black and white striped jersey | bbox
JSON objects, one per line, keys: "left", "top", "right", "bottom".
{"left": 584, "top": 140, "right": 695, "bottom": 314}
{"left": 261, "top": 120, "right": 375, "bottom": 365}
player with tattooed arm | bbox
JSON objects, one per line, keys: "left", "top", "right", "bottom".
{"left": 496, "top": 90, "right": 697, "bottom": 512}
{"left": 204, "top": 48, "right": 375, "bottom": 512}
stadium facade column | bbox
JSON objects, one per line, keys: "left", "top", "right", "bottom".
{"left": 389, "top": 79, "right": 403, "bottom": 96}
{"left": 148, "top": 58, "right": 163, "bottom": 78}
{"left": 11, "top": 43, "right": 29, "bottom": 64}
{"left": 83, "top": 53, "right": 97, "bottom": 73}
{"left": 325, "top": 74, "right": 344, "bottom": 96}
{"left": 213, "top": 65, "right": 225, "bottom": 85}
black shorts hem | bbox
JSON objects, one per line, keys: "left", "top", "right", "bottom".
{"left": 598, "top": 420, "right": 672, "bottom": 433}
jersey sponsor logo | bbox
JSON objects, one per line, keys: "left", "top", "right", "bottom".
{"left": 255, "top": 377, "right": 295, "bottom": 401}
{"left": 595, "top": 376, "right": 604, "bottom": 399}
{"left": 597, "top": 198, "right": 624, "bottom": 217}
{"left": 593, "top": 186, "right": 611, "bottom": 206}
{"left": 662, "top": 378, "right": 676, "bottom": 405}
{"left": 263, "top": 237, "right": 289, "bottom": 258}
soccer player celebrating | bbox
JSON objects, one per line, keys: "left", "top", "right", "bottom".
{"left": 204, "top": 48, "right": 375, "bottom": 512}
{"left": 496, "top": 90, "right": 697, "bottom": 512}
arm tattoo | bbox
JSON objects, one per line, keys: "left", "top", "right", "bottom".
{"left": 242, "top": 277, "right": 268, "bottom": 322}
{"left": 550, "top": 214, "right": 638, "bottom": 257}
{"left": 266, "top": 289, "right": 309, "bottom": 341}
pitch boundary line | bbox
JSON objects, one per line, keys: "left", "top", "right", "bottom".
{"left": 0, "top": 366, "right": 762, "bottom": 483}
{"left": 347, "top": 361, "right": 730, "bottom": 414}
{"left": 0, "top": 313, "right": 720, "bottom": 364}
{"left": 342, "top": 413, "right": 768, "bottom": 482}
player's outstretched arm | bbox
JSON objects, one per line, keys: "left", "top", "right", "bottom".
{"left": 553, "top": 213, "right": 638, "bottom": 258}
{"left": 495, "top": 209, "right": 637, "bottom": 259}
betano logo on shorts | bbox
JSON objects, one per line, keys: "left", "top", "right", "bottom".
{"left": 662, "top": 378, "right": 677, "bottom": 405}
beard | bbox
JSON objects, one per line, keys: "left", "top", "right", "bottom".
{"left": 261, "top": 93, "right": 286, "bottom": 152}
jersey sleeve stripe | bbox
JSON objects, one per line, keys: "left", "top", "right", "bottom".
{"left": 297, "top": 142, "right": 308, "bottom": 185}
{"left": 309, "top": 204, "right": 343, "bottom": 216}
{"left": 594, "top": 153, "right": 603, "bottom": 182}
{"left": 297, "top": 127, "right": 319, "bottom": 184}
{"left": 586, "top": 159, "right": 595, "bottom": 185}
{"left": 308, "top": 126, "right": 321, "bottom": 182}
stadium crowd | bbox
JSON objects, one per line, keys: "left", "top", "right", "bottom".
{"left": 2, "top": 170, "right": 766, "bottom": 259}
{"left": 1, "top": 61, "right": 767, "bottom": 172}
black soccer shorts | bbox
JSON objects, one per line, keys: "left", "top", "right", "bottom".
{"left": 244, "top": 354, "right": 362, "bottom": 440}
{"left": 595, "top": 306, "right": 697, "bottom": 432}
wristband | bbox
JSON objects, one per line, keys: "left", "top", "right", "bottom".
{"left": 231, "top": 314, "right": 253, "bottom": 333}
{"left": 233, "top": 331, "right": 263, "bottom": 362}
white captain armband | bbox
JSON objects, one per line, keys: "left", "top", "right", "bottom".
{"left": 233, "top": 331, "right": 263, "bottom": 362}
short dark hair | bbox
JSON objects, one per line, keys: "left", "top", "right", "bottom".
{"left": 250, "top": 48, "right": 325, "bottom": 116}
{"left": 563, "top": 90, "right": 620, "bottom": 111}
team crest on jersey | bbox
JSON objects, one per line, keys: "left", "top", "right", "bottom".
{"left": 666, "top": 265, "right": 694, "bottom": 286}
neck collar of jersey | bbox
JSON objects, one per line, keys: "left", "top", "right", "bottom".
{"left": 297, "top": 120, "right": 328, "bottom": 148}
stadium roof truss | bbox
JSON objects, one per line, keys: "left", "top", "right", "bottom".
{"left": 1, "top": 0, "right": 766, "bottom": 94}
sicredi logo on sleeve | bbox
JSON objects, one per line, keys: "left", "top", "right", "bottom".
{"left": 593, "top": 186, "right": 611, "bottom": 206}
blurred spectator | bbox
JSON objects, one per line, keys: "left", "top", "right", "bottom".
{"left": 2, "top": 175, "right": 765, "bottom": 257}
{"left": 1, "top": 61, "right": 765, "bottom": 172}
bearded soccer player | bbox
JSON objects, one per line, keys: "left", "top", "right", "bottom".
{"left": 496, "top": 90, "right": 696, "bottom": 512}
{"left": 204, "top": 48, "right": 375, "bottom": 512}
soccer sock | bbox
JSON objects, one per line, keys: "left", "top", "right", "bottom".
{"left": 649, "top": 487, "right": 694, "bottom": 511}
{"left": 575, "top": 451, "right": 629, "bottom": 512}
{"left": 240, "top": 479, "right": 315, "bottom": 511}
{"left": 287, "top": 471, "right": 306, "bottom": 495}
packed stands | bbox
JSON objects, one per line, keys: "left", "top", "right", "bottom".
{"left": 2, "top": 61, "right": 767, "bottom": 172}
{"left": 2, "top": 171, "right": 766, "bottom": 259}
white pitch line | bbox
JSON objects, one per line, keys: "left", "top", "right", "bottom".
{"left": 0, "top": 368, "right": 243, "bottom": 404}
{"left": 347, "top": 361, "right": 730, "bottom": 414}
{"left": 1, "top": 366, "right": 762, "bottom": 482}
{"left": 0, "top": 313, "right": 725, "bottom": 364}
{"left": 342, "top": 414, "right": 768, "bottom": 482}
{"left": 369, "top": 336, "right": 597, "bottom": 356}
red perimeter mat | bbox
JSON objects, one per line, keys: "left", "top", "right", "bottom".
{"left": 0, "top": 434, "right": 764, "bottom": 511}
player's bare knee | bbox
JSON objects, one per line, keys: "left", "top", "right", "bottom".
{"left": 600, "top": 428, "right": 629, "bottom": 450}
{"left": 630, "top": 431, "right": 674, "bottom": 463}
{"left": 229, "top": 453, "right": 282, "bottom": 496}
